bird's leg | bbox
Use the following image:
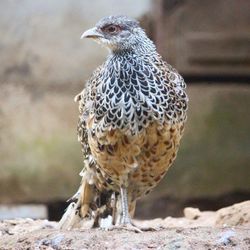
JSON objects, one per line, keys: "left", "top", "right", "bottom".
{"left": 101, "top": 187, "right": 155, "bottom": 232}
{"left": 119, "top": 187, "right": 158, "bottom": 232}
{"left": 110, "top": 185, "right": 141, "bottom": 233}
{"left": 111, "top": 192, "right": 117, "bottom": 225}
{"left": 120, "top": 186, "right": 131, "bottom": 225}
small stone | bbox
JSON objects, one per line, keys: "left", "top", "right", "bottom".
{"left": 215, "top": 201, "right": 250, "bottom": 226}
{"left": 184, "top": 207, "right": 201, "bottom": 220}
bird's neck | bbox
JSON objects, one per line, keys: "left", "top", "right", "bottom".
{"left": 109, "top": 37, "right": 157, "bottom": 59}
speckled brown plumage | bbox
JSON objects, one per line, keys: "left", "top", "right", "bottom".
{"left": 59, "top": 15, "right": 188, "bottom": 230}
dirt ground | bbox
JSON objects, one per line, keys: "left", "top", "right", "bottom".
{"left": 0, "top": 201, "right": 249, "bottom": 250}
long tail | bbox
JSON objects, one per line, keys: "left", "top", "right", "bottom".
{"left": 58, "top": 177, "right": 95, "bottom": 229}
{"left": 58, "top": 165, "right": 137, "bottom": 229}
{"left": 58, "top": 163, "right": 114, "bottom": 229}
{"left": 58, "top": 158, "right": 98, "bottom": 229}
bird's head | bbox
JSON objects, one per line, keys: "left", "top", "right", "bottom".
{"left": 81, "top": 15, "right": 149, "bottom": 53}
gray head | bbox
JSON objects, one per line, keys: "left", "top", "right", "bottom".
{"left": 81, "top": 15, "right": 149, "bottom": 52}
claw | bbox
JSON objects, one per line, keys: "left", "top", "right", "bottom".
{"left": 105, "top": 223, "right": 143, "bottom": 233}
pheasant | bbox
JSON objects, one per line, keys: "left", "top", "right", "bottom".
{"left": 59, "top": 15, "right": 188, "bottom": 231}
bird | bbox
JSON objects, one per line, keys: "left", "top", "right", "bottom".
{"left": 58, "top": 15, "right": 188, "bottom": 231}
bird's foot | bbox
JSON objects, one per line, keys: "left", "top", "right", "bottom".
{"left": 106, "top": 223, "right": 143, "bottom": 233}
{"left": 104, "top": 221, "right": 162, "bottom": 233}
{"left": 132, "top": 220, "right": 164, "bottom": 232}
{"left": 99, "top": 219, "right": 161, "bottom": 233}
{"left": 133, "top": 224, "right": 161, "bottom": 232}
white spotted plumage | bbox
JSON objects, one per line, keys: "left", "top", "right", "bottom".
{"left": 59, "top": 15, "right": 188, "bottom": 230}
{"left": 81, "top": 48, "right": 188, "bottom": 136}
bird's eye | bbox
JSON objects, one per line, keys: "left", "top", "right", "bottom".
{"left": 103, "top": 25, "right": 120, "bottom": 34}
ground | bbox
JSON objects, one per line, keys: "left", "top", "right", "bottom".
{"left": 0, "top": 201, "right": 249, "bottom": 250}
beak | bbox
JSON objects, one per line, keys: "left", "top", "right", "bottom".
{"left": 80, "top": 27, "right": 103, "bottom": 39}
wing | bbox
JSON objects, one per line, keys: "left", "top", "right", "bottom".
{"left": 158, "top": 59, "right": 188, "bottom": 123}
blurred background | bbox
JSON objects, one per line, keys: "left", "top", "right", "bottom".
{"left": 0, "top": 0, "right": 250, "bottom": 221}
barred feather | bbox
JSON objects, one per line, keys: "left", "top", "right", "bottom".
{"left": 59, "top": 15, "right": 188, "bottom": 229}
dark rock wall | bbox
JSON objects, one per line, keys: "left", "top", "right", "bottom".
{"left": 152, "top": 0, "right": 250, "bottom": 76}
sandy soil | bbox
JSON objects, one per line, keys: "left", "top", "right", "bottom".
{"left": 0, "top": 201, "right": 249, "bottom": 250}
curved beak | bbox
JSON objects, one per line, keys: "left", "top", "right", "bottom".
{"left": 80, "top": 27, "right": 103, "bottom": 39}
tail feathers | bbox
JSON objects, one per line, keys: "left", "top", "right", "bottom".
{"left": 57, "top": 202, "right": 81, "bottom": 230}
{"left": 80, "top": 179, "right": 95, "bottom": 217}
{"left": 58, "top": 179, "right": 95, "bottom": 230}
{"left": 58, "top": 182, "right": 138, "bottom": 229}
{"left": 58, "top": 164, "right": 137, "bottom": 229}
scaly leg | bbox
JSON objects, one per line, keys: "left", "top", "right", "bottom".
{"left": 101, "top": 187, "right": 156, "bottom": 232}
{"left": 120, "top": 186, "right": 132, "bottom": 224}
{"left": 114, "top": 186, "right": 141, "bottom": 233}
{"left": 119, "top": 187, "right": 158, "bottom": 232}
